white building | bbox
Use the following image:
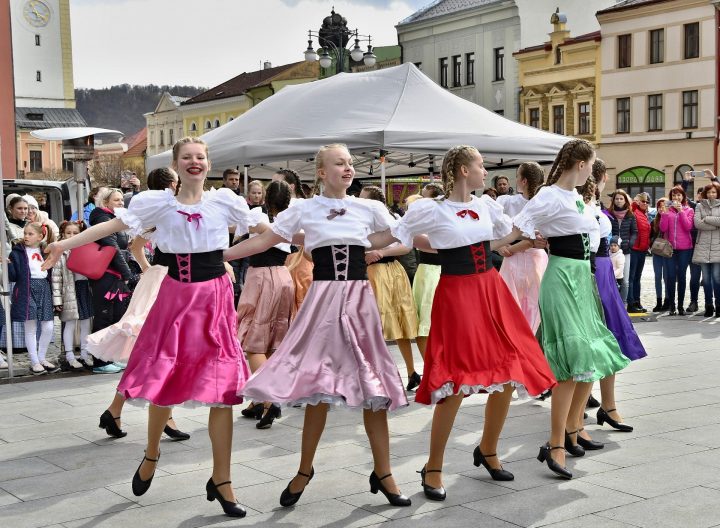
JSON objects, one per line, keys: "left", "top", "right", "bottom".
{"left": 144, "top": 93, "right": 188, "bottom": 157}
{"left": 396, "top": 0, "right": 618, "bottom": 121}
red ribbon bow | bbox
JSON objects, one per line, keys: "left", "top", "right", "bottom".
{"left": 177, "top": 211, "right": 202, "bottom": 230}
{"left": 327, "top": 208, "right": 347, "bottom": 220}
{"left": 31, "top": 253, "right": 43, "bottom": 262}
{"left": 456, "top": 209, "right": 479, "bottom": 220}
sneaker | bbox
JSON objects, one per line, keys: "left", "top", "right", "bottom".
{"left": 112, "top": 362, "right": 127, "bottom": 370}
{"left": 93, "top": 364, "right": 123, "bottom": 374}
{"left": 31, "top": 363, "right": 47, "bottom": 376}
{"left": 68, "top": 359, "right": 84, "bottom": 370}
{"left": 0, "top": 356, "right": 7, "bottom": 369}
{"left": 79, "top": 357, "right": 94, "bottom": 368}
{"left": 41, "top": 360, "right": 61, "bottom": 374}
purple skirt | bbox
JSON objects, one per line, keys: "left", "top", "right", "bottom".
{"left": 241, "top": 280, "right": 408, "bottom": 411}
{"left": 594, "top": 257, "right": 647, "bottom": 361}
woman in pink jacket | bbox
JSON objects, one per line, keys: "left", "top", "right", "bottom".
{"left": 659, "top": 186, "right": 695, "bottom": 315}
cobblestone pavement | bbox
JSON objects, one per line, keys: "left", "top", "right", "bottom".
{"left": 1, "top": 262, "right": 719, "bottom": 527}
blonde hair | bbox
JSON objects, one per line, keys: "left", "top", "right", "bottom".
{"left": 405, "top": 194, "right": 423, "bottom": 206}
{"left": 546, "top": 139, "right": 595, "bottom": 187}
{"left": 101, "top": 188, "right": 123, "bottom": 205}
{"left": 312, "top": 143, "right": 350, "bottom": 196}
{"left": 24, "top": 221, "right": 55, "bottom": 248}
{"left": 441, "top": 145, "right": 478, "bottom": 199}
{"left": 172, "top": 136, "right": 208, "bottom": 161}
{"left": 247, "top": 179, "right": 265, "bottom": 204}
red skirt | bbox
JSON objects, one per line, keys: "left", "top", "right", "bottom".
{"left": 415, "top": 269, "right": 557, "bottom": 405}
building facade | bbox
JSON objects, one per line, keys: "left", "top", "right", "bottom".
{"left": 596, "top": 0, "right": 719, "bottom": 200}
{"left": 396, "top": 0, "right": 617, "bottom": 121}
{"left": 145, "top": 93, "right": 187, "bottom": 157}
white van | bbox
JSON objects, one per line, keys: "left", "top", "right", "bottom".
{"left": 3, "top": 177, "right": 89, "bottom": 225}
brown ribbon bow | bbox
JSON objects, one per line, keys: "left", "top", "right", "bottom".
{"left": 327, "top": 208, "right": 347, "bottom": 220}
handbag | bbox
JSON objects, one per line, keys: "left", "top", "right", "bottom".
{"left": 650, "top": 235, "right": 673, "bottom": 258}
{"left": 67, "top": 243, "right": 117, "bottom": 280}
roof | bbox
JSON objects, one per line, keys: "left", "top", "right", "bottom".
{"left": 183, "top": 62, "right": 305, "bottom": 105}
{"left": 596, "top": 0, "right": 675, "bottom": 16}
{"left": 168, "top": 95, "right": 188, "bottom": 106}
{"left": 122, "top": 128, "right": 147, "bottom": 158}
{"left": 398, "top": 0, "right": 503, "bottom": 26}
{"left": 515, "top": 30, "right": 602, "bottom": 55}
{"left": 15, "top": 107, "right": 87, "bottom": 130}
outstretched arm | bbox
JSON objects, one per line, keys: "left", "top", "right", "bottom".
{"left": 368, "top": 229, "right": 399, "bottom": 249}
{"left": 130, "top": 236, "right": 151, "bottom": 272}
{"left": 224, "top": 228, "right": 288, "bottom": 261}
{"left": 42, "top": 218, "right": 128, "bottom": 270}
{"left": 490, "top": 226, "right": 522, "bottom": 251}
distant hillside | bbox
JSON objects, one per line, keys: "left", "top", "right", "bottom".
{"left": 75, "top": 84, "right": 206, "bottom": 136}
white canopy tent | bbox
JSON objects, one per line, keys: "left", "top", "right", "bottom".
{"left": 148, "top": 63, "right": 570, "bottom": 183}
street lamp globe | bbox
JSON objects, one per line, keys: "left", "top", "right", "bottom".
{"left": 304, "top": 39, "right": 318, "bottom": 62}
{"left": 363, "top": 47, "right": 377, "bottom": 67}
{"left": 350, "top": 39, "right": 364, "bottom": 62}
{"left": 319, "top": 49, "right": 333, "bottom": 69}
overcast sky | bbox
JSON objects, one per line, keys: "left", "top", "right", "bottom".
{"left": 69, "top": 0, "right": 429, "bottom": 89}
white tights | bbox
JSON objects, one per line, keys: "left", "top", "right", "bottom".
{"left": 63, "top": 319, "right": 92, "bottom": 361}
{"left": 24, "top": 320, "right": 55, "bottom": 366}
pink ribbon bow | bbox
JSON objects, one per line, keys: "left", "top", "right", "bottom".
{"left": 177, "top": 211, "right": 203, "bottom": 230}
{"left": 104, "top": 290, "right": 130, "bottom": 302}
{"left": 327, "top": 208, "right": 347, "bottom": 220}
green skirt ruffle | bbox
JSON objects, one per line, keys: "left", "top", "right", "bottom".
{"left": 538, "top": 255, "right": 629, "bottom": 382}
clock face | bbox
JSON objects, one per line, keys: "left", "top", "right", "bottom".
{"left": 23, "top": 0, "right": 51, "bottom": 28}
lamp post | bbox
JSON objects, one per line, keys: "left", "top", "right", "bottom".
{"left": 303, "top": 8, "right": 376, "bottom": 75}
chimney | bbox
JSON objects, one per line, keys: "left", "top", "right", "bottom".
{"left": 263, "top": 61, "right": 272, "bottom": 70}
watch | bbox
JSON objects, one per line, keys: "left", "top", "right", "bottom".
{"left": 23, "top": 0, "right": 51, "bottom": 28}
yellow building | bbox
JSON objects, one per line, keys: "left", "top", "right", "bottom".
{"left": 514, "top": 10, "right": 602, "bottom": 144}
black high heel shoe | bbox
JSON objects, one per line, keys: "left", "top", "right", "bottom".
{"left": 369, "top": 472, "right": 411, "bottom": 506}
{"left": 564, "top": 431, "right": 585, "bottom": 457}
{"left": 240, "top": 403, "right": 264, "bottom": 420}
{"left": 99, "top": 410, "right": 127, "bottom": 438}
{"left": 576, "top": 427, "right": 604, "bottom": 450}
{"left": 279, "top": 467, "right": 314, "bottom": 507}
{"left": 163, "top": 418, "right": 190, "bottom": 440}
{"left": 206, "top": 478, "right": 246, "bottom": 517}
{"left": 586, "top": 394, "right": 601, "bottom": 408}
{"left": 472, "top": 446, "right": 514, "bottom": 481}
{"left": 132, "top": 451, "right": 160, "bottom": 496}
{"left": 418, "top": 466, "right": 446, "bottom": 501}
{"left": 537, "top": 444, "right": 572, "bottom": 479}
{"left": 597, "top": 407, "right": 633, "bottom": 432}
{"left": 406, "top": 372, "right": 421, "bottom": 391}
{"left": 256, "top": 404, "right": 281, "bottom": 430}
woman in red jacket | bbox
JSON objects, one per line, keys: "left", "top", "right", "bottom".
{"left": 627, "top": 193, "right": 651, "bottom": 313}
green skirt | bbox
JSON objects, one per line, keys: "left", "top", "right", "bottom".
{"left": 412, "top": 263, "right": 441, "bottom": 337}
{"left": 538, "top": 255, "right": 629, "bottom": 382}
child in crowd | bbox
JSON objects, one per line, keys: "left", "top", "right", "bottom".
{"left": 8, "top": 222, "right": 57, "bottom": 375}
{"left": 609, "top": 237, "right": 624, "bottom": 289}
{"left": 52, "top": 221, "right": 94, "bottom": 370}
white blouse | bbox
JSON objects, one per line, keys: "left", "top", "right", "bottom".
{"left": 513, "top": 185, "right": 598, "bottom": 240}
{"left": 392, "top": 195, "right": 512, "bottom": 249}
{"left": 497, "top": 193, "right": 528, "bottom": 218}
{"left": 243, "top": 212, "right": 291, "bottom": 253}
{"left": 271, "top": 194, "right": 397, "bottom": 252}
{"left": 115, "top": 188, "right": 262, "bottom": 254}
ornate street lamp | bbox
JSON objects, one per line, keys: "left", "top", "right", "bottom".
{"left": 303, "top": 8, "right": 376, "bottom": 75}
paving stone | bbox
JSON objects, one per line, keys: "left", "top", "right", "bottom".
{"left": 0, "top": 456, "right": 64, "bottom": 482}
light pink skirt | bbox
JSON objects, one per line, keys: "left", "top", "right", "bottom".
{"left": 498, "top": 248, "right": 548, "bottom": 334}
{"left": 117, "top": 274, "right": 249, "bottom": 408}
{"left": 89, "top": 265, "right": 167, "bottom": 363}
{"left": 241, "top": 280, "right": 408, "bottom": 411}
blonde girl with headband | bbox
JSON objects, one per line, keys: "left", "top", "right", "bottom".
{"left": 8, "top": 222, "right": 57, "bottom": 375}
{"left": 43, "top": 137, "right": 260, "bottom": 518}
{"left": 372, "top": 145, "right": 556, "bottom": 500}
{"left": 513, "top": 139, "right": 630, "bottom": 479}
{"left": 225, "top": 143, "right": 411, "bottom": 509}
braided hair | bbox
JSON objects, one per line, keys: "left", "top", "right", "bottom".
{"left": 441, "top": 145, "right": 478, "bottom": 200}
{"left": 577, "top": 176, "right": 597, "bottom": 204}
{"left": 274, "top": 168, "right": 306, "bottom": 199}
{"left": 517, "top": 162, "right": 544, "bottom": 199}
{"left": 545, "top": 139, "right": 595, "bottom": 187}
{"left": 265, "top": 180, "right": 291, "bottom": 221}
{"left": 421, "top": 182, "right": 444, "bottom": 198}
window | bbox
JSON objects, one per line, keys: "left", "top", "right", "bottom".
{"left": 495, "top": 110, "right": 504, "bottom": 116}
{"left": 493, "top": 47, "right": 504, "bottom": 81}
{"left": 618, "top": 34, "right": 631, "bottom": 68}
{"left": 439, "top": 58, "right": 448, "bottom": 88}
{"left": 62, "top": 154, "right": 73, "bottom": 172}
{"left": 214, "top": 119, "right": 220, "bottom": 128}
{"left": 578, "top": 102, "right": 590, "bottom": 135}
{"left": 228, "top": 117, "right": 234, "bottom": 123}
{"left": 205, "top": 120, "right": 212, "bottom": 130}
{"left": 466, "top": 53, "right": 475, "bottom": 85}
{"left": 683, "top": 90, "right": 698, "bottom": 128}
{"left": 36, "top": 70, "right": 41, "bottom": 82}
{"left": 617, "top": 97, "right": 630, "bottom": 133}
{"left": 451, "top": 55, "right": 461, "bottom": 87}
{"left": 648, "top": 94, "right": 662, "bottom": 131}
{"left": 529, "top": 107, "right": 540, "bottom": 128}
{"left": 35, "top": 34, "right": 40, "bottom": 46}
{"left": 555, "top": 46, "right": 562, "bottom": 65}
{"left": 29, "top": 151, "right": 42, "bottom": 172}
{"left": 649, "top": 29, "right": 664, "bottom": 64}
{"left": 413, "top": 62, "right": 422, "bottom": 71}
{"left": 159, "top": 130, "right": 164, "bottom": 146}
{"left": 190, "top": 122, "right": 197, "bottom": 132}
{"left": 684, "top": 22, "right": 699, "bottom": 59}
{"left": 552, "top": 105, "right": 564, "bottom": 135}
{"left": 169, "top": 128, "right": 174, "bottom": 145}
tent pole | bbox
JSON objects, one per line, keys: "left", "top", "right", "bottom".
{"left": 0, "top": 138, "right": 14, "bottom": 379}
{"left": 243, "top": 165, "right": 249, "bottom": 196}
{"left": 380, "top": 151, "right": 386, "bottom": 199}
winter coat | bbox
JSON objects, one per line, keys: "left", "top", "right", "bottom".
{"left": 88, "top": 207, "right": 132, "bottom": 280}
{"left": 659, "top": 206, "right": 695, "bottom": 250}
{"left": 7, "top": 244, "right": 52, "bottom": 322}
{"left": 52, "top": 252, "right": 80, "bottom": 321}
{"left": 692, "top": 199, "right": 720, "bottom": 264}
{"left": 630, "top": 202, "right": 651, "bottom": 252}
{"left": 610, "top": 250, "right": 625, "bottom": 279}
{"left": 603, "top": 210, "right": 637, "bottom": 254}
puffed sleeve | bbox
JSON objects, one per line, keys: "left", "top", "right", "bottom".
{"left": 391, "top": 198, "right": 437, "bottom": 247}
{"left": 271, "top": 200, "right": 304, "bottom": 242}
{"left": 481, "top": 195, "right": 512, "bottom": 239}
{"left": 513, "top": 187, "right": 554, "bottom": 239}
{"left": 113, "top": 190, "right": 165, "bottom": 237}
{"left": 212, "top": 188, "right": 262, "bottom": 231}
{"left": 367, "top": 199, "right": 398, "bottom": 233}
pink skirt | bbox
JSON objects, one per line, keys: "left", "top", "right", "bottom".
{"left": 89, "top": 265, "right": 167, "bottom": 363}
{"left": 241, "top": 280, "right": 408, "bottom": 411}
{"left": 498, "top": 248, "right": 548, "bottom": 334}
{"left": 117, "top": 274, "right": 249, "bottom": 408}
{"left": 237, "top": 266, "right": 295, "bottom": 354}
